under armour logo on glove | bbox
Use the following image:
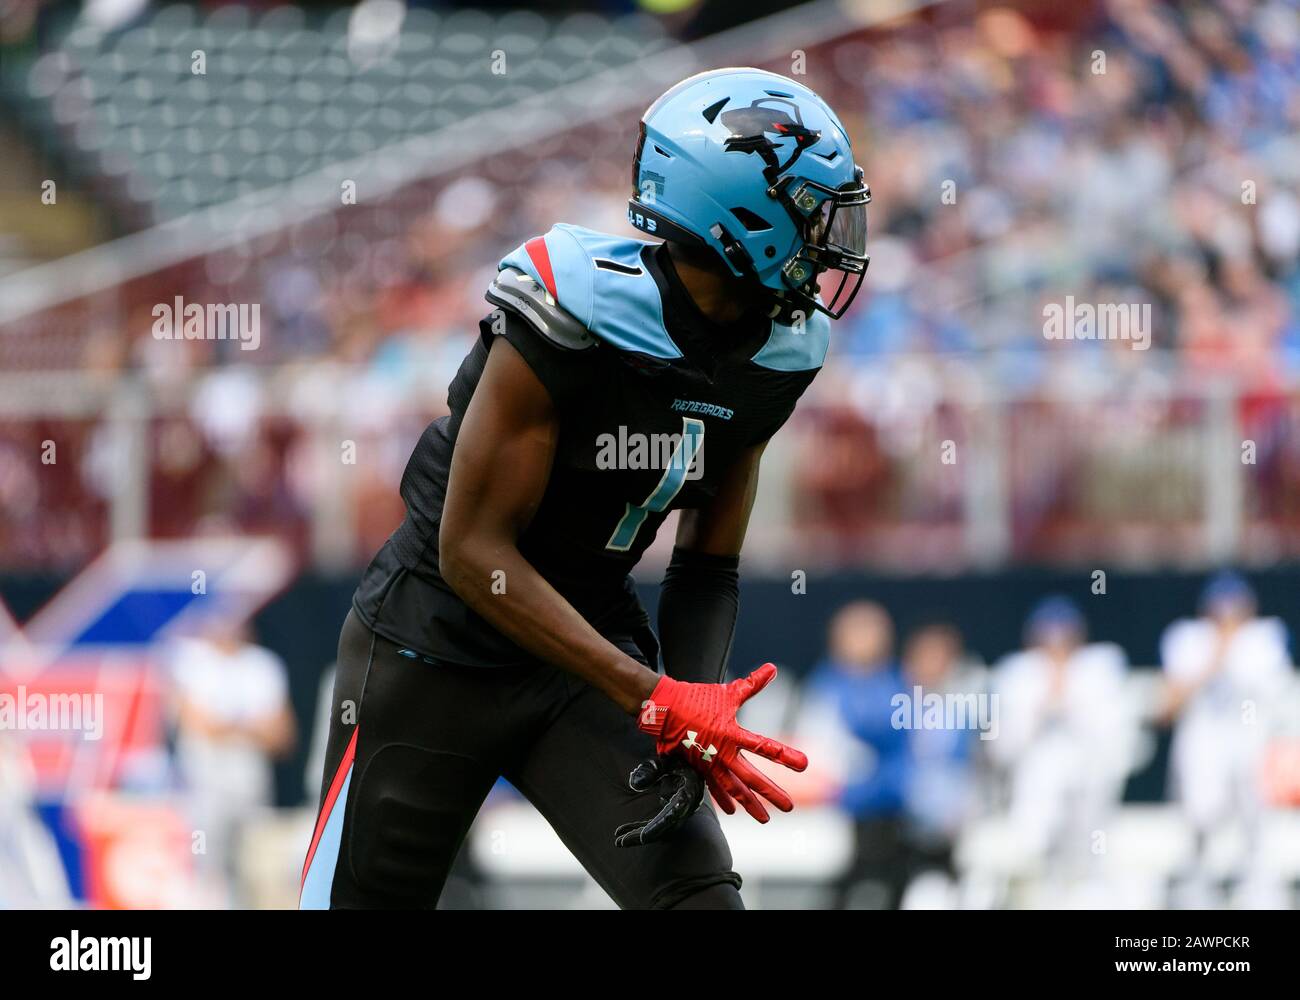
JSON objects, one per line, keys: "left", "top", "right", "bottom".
{"left": 681, "top": 731, "right": 718, "bottom": 763}
{"left": 635, "top": 663, "right": 808, "bottom": 824}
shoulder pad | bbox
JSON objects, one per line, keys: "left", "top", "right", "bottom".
{"left": 498, "top": 225, "right": 681, "bottom": 360}
{"left": 485, "top": 266, "right": 596, "bottom": 352}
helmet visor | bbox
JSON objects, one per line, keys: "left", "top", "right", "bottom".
{"left": 825, "top": 188, "right": 868, "bottom": 257}
{"left": 784, "top": 171, "right": 871, "bottom": 319}
{"left": 806, "top": 174, "right": 870, "bottom": 257}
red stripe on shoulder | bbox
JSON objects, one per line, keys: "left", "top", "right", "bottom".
{"left": 524, "top": 236, "right": 559, "bottom": 300}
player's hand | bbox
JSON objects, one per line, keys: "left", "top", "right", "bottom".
{"left": 613, "top": 755, "right": 705, "bottom": 848}
{"left": 636, "top": 662, "right": 807, "bottom": 823}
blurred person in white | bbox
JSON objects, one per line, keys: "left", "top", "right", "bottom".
{"left": 0, "top": 734, "right": 71, "bottom": 907}
{"left": 170, "top": 620, "right": 296, "bottom": 905}
{"left": 1159, "top": 572, "right": 1292, "bottom": 905}
{"left": 991, "top": 597, "right": 1131, "bottom": 879}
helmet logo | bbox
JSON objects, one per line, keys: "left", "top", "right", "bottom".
{"left": 720, "top": 97, "right": 821, "bottom": 182}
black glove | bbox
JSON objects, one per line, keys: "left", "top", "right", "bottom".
{"left": 613, "top": 755, "right": 706, "bottom": 848}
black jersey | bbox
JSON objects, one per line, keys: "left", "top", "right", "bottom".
{"left": 352, "top": 224, "right": 829, "bottom": 666}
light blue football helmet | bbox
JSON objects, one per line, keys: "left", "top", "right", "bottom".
{"left": 627, "top": 67, "right": 871, "bottom": 321}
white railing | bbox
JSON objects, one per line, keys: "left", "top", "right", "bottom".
{"left": 0, "top": 362, "right": 1288, "bottom": 572}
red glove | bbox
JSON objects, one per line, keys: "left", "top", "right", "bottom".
{"left": 637, "top": 662, "right": 807, "bottom": 823}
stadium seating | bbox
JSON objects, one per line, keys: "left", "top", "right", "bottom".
{"left": 10, "top": 6, "right": 667, "bottom": 225}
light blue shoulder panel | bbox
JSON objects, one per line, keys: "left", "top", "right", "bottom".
{"left": 750, "top": 310, "right": 831, "bottom": 372}
{"left": 499, "top": 224, "right": 681, "bottom": 360}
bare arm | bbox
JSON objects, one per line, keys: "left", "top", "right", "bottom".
{"left": 174, "top": 698, "right": 295, "bottom": 756}
{"left": 246, "top": 704, "right": 297, "bottom": 757}
{"left": 439, "top": 338, "right": 658, "bottom": 714}
{"left": 1158, "top": 624, "right": 1234, "bottom": 723}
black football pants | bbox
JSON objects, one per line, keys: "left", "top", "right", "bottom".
{"left": 300, "top": 609, "right": 742, "bottom": 909}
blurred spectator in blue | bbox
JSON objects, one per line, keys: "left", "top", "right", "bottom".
{"left": 898, "top": 622, "right": 980, "bottom": 892}
{"left": 798, "top": 605, "right": 980, "bottom": 908}
{"left": 796, "top": 601, "right": 903, "bottom": 908}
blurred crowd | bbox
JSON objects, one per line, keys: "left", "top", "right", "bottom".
{"left": 4, "top": 0, "right": 1300, "bottom": 570}
{"left": 838, "top": 0, "right": 1300, "bottom": 381}
{"left": 791, "top": 0, "right": 1300, "bottom": 565}
{"left": 791, "top": 570, "right": 1300, "bottom": 908}
{"left": 67, "top": 0, "right": 1300, "bottom": 380}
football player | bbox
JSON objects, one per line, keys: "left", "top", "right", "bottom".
{"left": 302, "top": 67, "right": 870, "bottom": 909}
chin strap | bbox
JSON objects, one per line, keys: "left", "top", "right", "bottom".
{"left": 707, "top": 221, "right": 820, "bottom": 325}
